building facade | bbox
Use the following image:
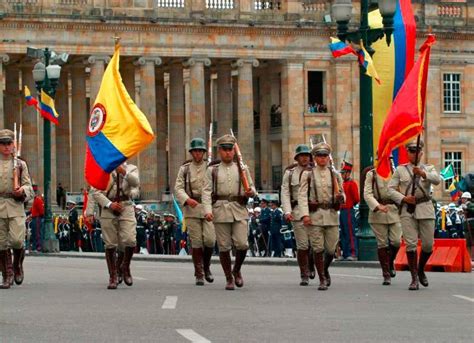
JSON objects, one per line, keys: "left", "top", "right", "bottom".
{"left": 0, "top": 0, "right": 472, "bottom": 202}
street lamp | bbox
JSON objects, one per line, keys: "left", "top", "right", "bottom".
{"left": 30, "top": 47, "right": 65, "bottom": 253}
{"left": 332, "top": 0, "right": 396, "bottom": 261}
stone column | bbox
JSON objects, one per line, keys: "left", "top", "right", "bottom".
{"left": 205, "top": 68, "right": 212, "bottom": 133}
{"left": 71, "top": 64, "right": 88, "bottom": 192}
{"left": 4, "top": 64, "right": 20, "bottom": 131}
{"left": 169, "top": 62, "right": 186, "bottom": 191}
{"left": 259, "top": 67, "right": 272, "bottom": 190}
{"left": 183, "top": 57, "right": 211, "bottom": 140}
{"left": 121, "top": 61, "right": 136, "bottom": 101}
{"left": 55, "top": 70, "right": 71, "bottom": 194}
{"left": 21, "top": 66, "right": 41, "bottom": 186}
{"left": 87, "top": 55, "right": 110, "bottom": 110}
{"left": 217, "top": 62, "right": 233, "bottom": 137}
{"left": 0, "top": 55, "right": 8, "bottom": 127}
{"left": 156, "top": 69, "right": 168, "bottom": 200}
{"left": 136, "top": 57, "right": 162, "bottom": 200}
{"left": 232, "top": 58, "right": 259, "bottom": 176}
{"left": 281, "top": 60, "right": 305, "bottom": 167}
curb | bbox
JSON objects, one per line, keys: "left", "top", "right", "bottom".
{"left": 28, "top": 251, "right": 380, "bottom": 269}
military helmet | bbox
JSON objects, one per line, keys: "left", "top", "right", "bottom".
{"left": 294, "top": 144, "right": 312, "bottom": 160}
{"left": 189, "top": 138, "right": 207, "bottom": 152}
{"left": 0, "top": 129, "right": 14, "bottom": 144}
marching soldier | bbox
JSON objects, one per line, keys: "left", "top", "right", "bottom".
{"left": 363, "top": 161, "right": 402, "bottom": 285}
{"left": 92, "top": 162, "right": 140, "bottom": 290}
{"left": 174, "top": 138, "right": 216, "bottom": 286}
{"left": 202, "top": 134, "right": 256, "bottom": 290}
{"left": 298, "top": 142, "right": 344, "bottom": 291}
{"left": 0, "top": 129, "right": 34, "bottom": 289}
{"left": 281, "top": 144, "right": 314, "bottom": 286}
{"left": 388, "top": 139, "right": 441, "bottom": 290}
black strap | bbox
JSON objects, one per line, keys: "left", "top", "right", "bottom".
{"left": 183, "top": 164, "right": 194, "bottom": 198}
{"left": 212, "top": 165, "right": 219, "bottom": 197}
{"left": 372, "top": 169, "right": 383, "bottom": 202}
{"left": 330, "top": 168, "right": 335, "bottom": 207}
{"left": 289, "top": 168, "right": 295, "bottom": 204}
{"left": 404, "top": 165, "right": 428, "bottom": 198}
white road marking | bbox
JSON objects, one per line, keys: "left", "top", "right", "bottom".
{"left": 133, "top": 276, "right": 147, "bottom": 281}
{"left": 453, "top": 295, "right": 474, "bottom": 303}
{"left": 332, "top": 273, "right": 379, "bottom": 280}
{"left": 176, "top": 329, "right": 211, "bottom": 343}
{"left": 162, "top": 296, "right": 178, "bottom": 309}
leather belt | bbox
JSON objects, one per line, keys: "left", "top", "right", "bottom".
{"left": 378, "top": 199, "right": 396, "bottom": 205}
{"left": 309, "top": 202, "right": 335, "bottom": 212}
{"left": 215, "top": 195, "right": 245, "bottom": 202}
{"left": 416, "top": 196, "right": 432, "bottom": 204}
{"left": 115, "top": 195, "right": 131, "bottom": 202}
{"left": 0, "top": 192, "right": 14, "bottom": 199}
{"left": 190, "top": 196, "right": 201, "bottom": 203}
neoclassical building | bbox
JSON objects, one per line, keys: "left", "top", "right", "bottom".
{"left": 0, "top": 0, "right": 472, "bottom": 202}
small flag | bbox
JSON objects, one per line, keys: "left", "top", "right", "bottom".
{"left": 440, "top": 164, "right": 455, "bottom": 181}
{"left": 39, "top": 90, "right": 59, "bottom": 125}
{"left": 448, "top": 176, "right": 462, "bottom": 201}
{"left": 328, "top": 37, "right": 357, "bottom": 58}
{"left": 24, "top": 86, "right": 38, "bottom": 107}
{"left": 358, "top": 40, "right": 381, "bottom": 84}
{"left": 172, "top": 194, "right": 186, "bottom": 233}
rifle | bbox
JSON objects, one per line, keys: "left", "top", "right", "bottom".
{"left": 207, "top": 123, "right": 213, "bottom": 164}
{"left": 322, "top": 134, "right": 341, "bottom": 196}
{"left": 229, "top": 129, "right": 251, "bottom": 193}
{"left": 406, "top": 135, "right": 421, "bottom": 214}
{"left": 12, "top": 123, "right": 22, "bottom": 190}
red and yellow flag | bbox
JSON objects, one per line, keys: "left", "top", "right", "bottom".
{"left": 376, "top": 35, "right": 436, "bottom": 178}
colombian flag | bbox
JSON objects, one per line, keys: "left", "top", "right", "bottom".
{"left": 84, "top": 44, "right": 155, "bottom": 190}
{"left": 328, "top": 37, "right": 357, "bottom": 58}
{"left": 448, "top": 176, "right": 462, "bottom": 201}
{"left": 40, "top": 90, "right": 59, "bottom": 125}
{"left": 358, "top": 41, "right": 381, "bottom": 84}
{"left": 376, "top": 35, "right": 436, "bottom": 178}
{"left": 24, "top": 86, "right": 38, "bottom": 107}
{"left": 370, "top": 0, "right": 416, "bottom": 165}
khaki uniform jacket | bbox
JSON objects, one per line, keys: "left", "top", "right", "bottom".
{"left": 202, "top": 161, "right": 256, "bottom": 223}
{"left": 298, "top": 166, "right": 345, "bottom": 226}
{"left": 363, "top": 169, "right": 400, "bottom": 224}
{"left": 92, "top": 164, "right": 140, "bottom": 219}
{"left": 84, "top": 190, "right": 96, "bottom": 217}
{"left": 0, "top": 157, "right": 34, "bottom": 218}
{"left": 281, "top": 164, "right": 308, "bottom": 221}
{"left": 388, "top": 163, "right": 440, "bottom": 220}
{"left": 174, "top": 160, "right": 206, "bottom": 219}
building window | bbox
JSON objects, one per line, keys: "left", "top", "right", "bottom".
{"left": 309, "top": 133, "right": 325, "bottom": 147}
{"left": 444, "top": 151, "right": 462, "bottom": 190}
{"left": 272, "top": 165, "right": 282, "bottom": 190}
{"left": 443, "top": 73, "right": 461, "bottom": 113}
{"left": 307, "top": 71, "right": 327, "bottom": 113}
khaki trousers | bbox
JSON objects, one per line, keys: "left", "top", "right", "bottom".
{"left": 186, "top": 218, "right": 216, "bottom": 249}
{"left": 306, "top": 224, "right": 339, "bottom": 254}
{"left": 100, "top": 206, "right": 137, "bottom": 250}
{"left": 214, "top": 220, "right": 249, "bottom": 252}
{"left": 401, "top": 217, "right": 435, "bottom": 252}
{"left": 370, "top": 222, "right": 402, "bottom": 249}
{"left": 0, "top": 217, "right": 26, "bottom": 250}
{"left": 293, "top": 220, "right": 310, "bottom": 250}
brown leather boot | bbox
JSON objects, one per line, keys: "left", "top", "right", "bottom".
{"left": 388, "top": 245, "right": 399, "bottom": 278}
{"left": 377, "top": 248, "right": 391, "bottom": 286}
{"left": 219, "top": 251, "right": 234, "bottom": 290}
{"left": 324, "top": 253, "right": 334, "bottom": 287}
{"left": 308, "top": 248, "right": 316, "bottom": 279}
{"left": 232, "top": 249, "right": 247, "bottom": 288}
{"left": 6, "top": 249, "right": 13, "bottom": 286}
{"left": 13, "top": 248, "right": 25, "bottom": 285}
{"left": 122, "top": 246, "right": 134, "bottom": 286}
{"left": 297, "top": 249, "right": 310, "bottom": 286}
{"left": 192, "top": 248, "right": 205, "bottom": 286}
{"left": 314, "top": 252, "right": 327, "bottom": 291}
{"left": 116, "top": 250, "right": 124, "bottom": 285}
{"left": 406, "top": 250, "right": 419, "bottom": 291}
{"left": 203, "top": 247, "right": 214, "bottom": 283}
{"left": 0, "top": 250, "right": 10, "bottom": 289}
{"left": 418, "top": 250, "right": 432, "bottom": 288}
{"left": 105, "top": 248, "right": 118, "bottom": 290}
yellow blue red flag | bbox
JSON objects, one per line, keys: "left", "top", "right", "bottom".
{"left": 358, "top": 40, "right": 381, "bottom": 85}
{"left": 40, "top": 90, "right": 60, "bottom": 125}
{"left": 85, "top": 44, "right": 155, "bottom": 190}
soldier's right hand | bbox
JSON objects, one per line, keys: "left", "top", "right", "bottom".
{"left": 285, "top": 213, "right": 294, "bottom": 222}
{"left": 302, "top": 216, "right": 312, "bottom": 226}
{"left": 376, "top": 204, "right": 389, "bottom": 213}
{"left": 109, "top": 202, "right": 124, "bottom": 213}
{"left": 186, "top": 198, "right": 199, "bottom": 208}
{"left": 204, "top": 213, "right": 214, "bottom": 222}
{"left": 403, "top": 195, "right": 416, "bottom": 205}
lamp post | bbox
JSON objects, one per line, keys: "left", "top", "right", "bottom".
{"left": 31, "top": 48, "right": 62, "bottom": 253}
{"left": 332, "top": 0, "right": 397, "bottom": 260}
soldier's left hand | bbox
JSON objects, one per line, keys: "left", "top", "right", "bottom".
{"left": 336, "top": 193, "right": 344, "bottom": 203}
{"left": 116, "top": 165, "right": 126, "bottom": 176}
{"left": 12, "top": 188, "right": 25, "bottom": 200}
{"left": 244, "top": 190, "right": 255, "bottom": 198}
{"left": 413, "top": 167, "right": 426, "bottom": 178}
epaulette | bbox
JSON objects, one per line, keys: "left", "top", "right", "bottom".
{"left": 207, "top": 159, "right": 221, "bottom": 167}
{"left": 284, "top": 162, "right": 298, "bottom": 171}
{"left": 181, "top": 159, "right": 193, "bottom": 166}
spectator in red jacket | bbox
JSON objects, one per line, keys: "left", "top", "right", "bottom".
{"left": 339, "top": 162, "right": 360, "bottom": 261}
{"left": 30, "top": 185, "right": 44, "bottom": 251}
